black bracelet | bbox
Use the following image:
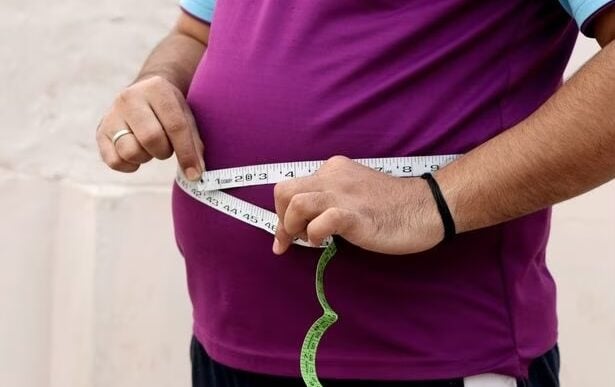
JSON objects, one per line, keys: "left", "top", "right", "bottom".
{"left": 420, "top": 173, "right": 456, "bottom": 242}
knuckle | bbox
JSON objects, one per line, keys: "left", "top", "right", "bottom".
{"left": 155, "top": 97, "right": 176, "bottom": 112}
{"left": 327, "top": 207, "right": 354, "bottom": 231}
{"left": 326, "top": 155, "right": 349, "bottom": 166}
{"left": 326, "top": 207, "right": 344, "bottom": 224}
{"left": 288, "top": 194, "right": 308, "bottom": 213}
{"left": 117, "top": 88, "right": 135, "bottom": 105}
{"left": 147, "top": 75, "right": 169, "bottom": 90}
{"left": 316, "top": 191, "right": 334, "bottom": 209}
{"left": 273, "top": 182, "right": 289, "bottom": 202}
{"left": 140, "top": 128, "right": 164, "bottom": 147}
{"left": 165, "top": 119, "right": 187, "bottom": 135}
{"left": 115, "top": 138, "right": 147, "bottom": 163}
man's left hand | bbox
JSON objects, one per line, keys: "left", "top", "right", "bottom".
{"left": 272, "top": 156, "right": 444, "bottom": 255}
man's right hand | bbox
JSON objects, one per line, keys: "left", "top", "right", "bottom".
{"left": 96, "top": 74, "right": 205, "bottom": 181}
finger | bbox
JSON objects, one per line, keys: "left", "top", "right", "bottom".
{"left": 297, "top": 231, "right": 309, "bottom": 243}
{"left": 273, "top": 192, "right": 336, "bottom": 255}
{"left": 149, "top": 89, "right": 203, "bottom": 180}
{"left": 96, "top": 128, "right": 140, "bottom": 173}
{"left": 113, "top": 127, "right": 153, "bottom": 165}
{"left": 181, "top": 96, "right": 206, "bottom": 171}
{"left": 122, "top": 102, "right": 173, "bottom": 160}
{"left": 273, "top": 222, "right": 293, "bottom": 255}
{"left": 283, "top": 192, "right": 336, "bottom": 236}
{"left": 306, "top": 207, "right": 356, "bottom": 247}
{"left": 273, "top": 176, "right": 324, "bottom": 227}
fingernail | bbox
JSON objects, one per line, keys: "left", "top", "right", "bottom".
{"left": 199, "top": 158, "right": 206, "bottom": 171}
{"left": 185, "top": 167, "right": 200, "bottom": 181}
{"left": 272, "top": 238, "right": 282, "bottom": 255}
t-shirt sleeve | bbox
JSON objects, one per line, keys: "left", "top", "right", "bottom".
{"left": 180, "top": 0, "right": 216, "bottom": 23}
{"left": 558, "top": 0, "right": 615, "bottom": 36}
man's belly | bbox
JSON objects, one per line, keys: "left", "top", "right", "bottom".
{"left": 169, "top": 44, "right": 556, "bottom": 380}
{"left": 186, "top": 56, "right": 435, "bottom": 171}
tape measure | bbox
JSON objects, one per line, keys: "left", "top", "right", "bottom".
{"left": 176, "top": 154, "right": 461, "bottom": 386}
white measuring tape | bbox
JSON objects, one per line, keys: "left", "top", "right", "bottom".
{"left": 176, "top": 155, "right": 461, "bottom": 247}
{"left": 176, "top": 154, "right": 516, "bottom": 387}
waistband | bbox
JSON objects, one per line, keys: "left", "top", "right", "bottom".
{"left": 189, "top": 336, "right": 548, "bottom": 387}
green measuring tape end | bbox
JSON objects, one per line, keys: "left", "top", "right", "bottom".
{"left": 176, "top": 155, "right": 461, "bottom": 386}
{"left": 299, "top": 241, "right": 339, "bottom": 387}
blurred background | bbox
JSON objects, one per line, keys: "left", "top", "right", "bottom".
{"left": 0, "top": 1, "right": 613, "bottom": 386}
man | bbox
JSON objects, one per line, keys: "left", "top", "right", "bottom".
{"left": 96, "top": 0, "right": 615, "bottom": 386}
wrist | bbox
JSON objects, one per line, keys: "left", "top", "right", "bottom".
{"left": 432, "top": 167, "right": 464, "bottom": 234}
{"left": 133, "top": 71, "right": 187, "bottom": 93}
{"left": 420, "top": 172, "right": 457, "bottom": 242}
{"left": 133, "top": 71, "right": 163, "bottom": 84}
{"left": 401, "top": 177, "right": 446, "bottom": 247}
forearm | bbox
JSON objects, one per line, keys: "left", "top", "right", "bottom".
{"left": 438, "top": 41, "right": 615, "bottom": 233}
{"left": 97, "top": 13, "right": 210, "bottom": 178}
{"left": 135, "top": 18, "right": 209, "bottom": 95}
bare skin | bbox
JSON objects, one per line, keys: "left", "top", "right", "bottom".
{"left": 273, "top": 12, "right": 615, "bottom": 255}
{"left": 96, "top": 13, "right": 209, "bottom": 180}
{"left": 96, "top": 10, "right": 615, "bottom": 257}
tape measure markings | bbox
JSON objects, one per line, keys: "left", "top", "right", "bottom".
{"left": 195, "top": 155, "right": 461, "bottom": 191}
{"left": 175, "top": 154, "right": 462, "bottom": 386}
{"left": 177, "top": 173, "right": 331, "bottom": 248}
{"left": 300, "top": 241, "right": 338, "bottom": 387}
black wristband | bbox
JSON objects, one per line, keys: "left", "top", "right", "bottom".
{"left": 420, "top": 173, "right": 456, "bottom": 242}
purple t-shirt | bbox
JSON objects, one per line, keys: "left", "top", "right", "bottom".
{"left": 172, "top": 0, "right": 591, "bottom": 380}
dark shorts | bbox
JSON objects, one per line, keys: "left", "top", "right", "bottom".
{"left": 190, "top": 337, "right": 560, "bottom": 387}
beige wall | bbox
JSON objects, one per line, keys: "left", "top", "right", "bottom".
{"left": 0, "top": 1, "right": 613, "bottom": 386}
